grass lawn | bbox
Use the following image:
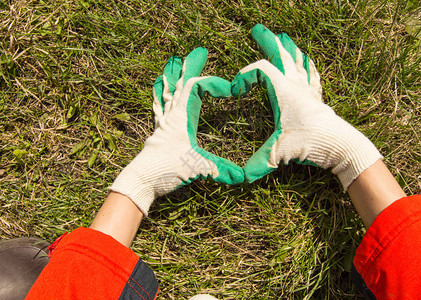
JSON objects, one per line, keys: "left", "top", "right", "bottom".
{"left": 1, "top": 0, "right": 420, "bottom": 299}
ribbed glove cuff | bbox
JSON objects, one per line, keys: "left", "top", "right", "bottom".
{"left": 108, "top": 163, "right": 156, "bottom": 217}
{"left": 335, "top": 141, "right": 383, "bottom": 191}
{"left": 309, "top": 122, "right": 383, "bottom": 191}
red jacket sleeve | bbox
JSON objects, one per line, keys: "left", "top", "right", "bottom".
{"left": 353, "top": 195, "right": 421, "bottom": 299}
{"left": 26, "top": 227, "right": 158, "bottom": 300}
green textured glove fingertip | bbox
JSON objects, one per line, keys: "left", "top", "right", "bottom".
{"left": 277, "top": 32, "right": 312, "bottom": 84}
{"left": 243, "top": 130, "right": 280, "bottom": 182}
{"left": 232, "top": 68, "right": 267, "bottom": 97}
{"left": 198, "top": 76, "right": 231, "bottom": 99}
{"left": 153, "top": 75, "right": 165, "bottom": 112}
{"left": 232, "top": 68, "right": 281, "bottom": 129}
{"left": 186, "top": 76, "right": 232, "bottom": 141}
{"left": 163, "top": 56, "right": 183, "bottom": 94}
{"left": 231, "top": 73, "right": 252, "bottom": 97}
{"left": 183, "top": 47, "right": 209, "bottom": 85}
{"left": 276, "top": 33, "right": 298, "bottom": 62}
{"left": 193, "top": 146, "right": 244, "bottom": 184}
{"left": 213, "top": 157, "right": 245, "bottom": 184}
{"left": 251, "top": 24, "right": 285, "bottom": 73}
{"left": 301, "top": 53, "right": 311, "bottom": 84}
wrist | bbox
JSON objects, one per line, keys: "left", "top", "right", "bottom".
{"left": 90, "top": 192, "right": 143, "bottom": 247}
{"left": 334, "top": 138, "right": 383, "bottom": 191}
{"left": 109, "top": 163, "right": 157, "bottom": 217}
{"left": 347, "top": 159, "right": 406, "bottom": 228}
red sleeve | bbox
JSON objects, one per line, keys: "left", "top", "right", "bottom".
{"left": 353, "top": 195, "right": 421, "bottom": 299}
{"left": 26, "top": 227, "right": 158, "bottom": 300}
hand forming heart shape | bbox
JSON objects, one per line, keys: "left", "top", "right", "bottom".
{"left": 109, "top": 24, "right": 382, "bottom": 216}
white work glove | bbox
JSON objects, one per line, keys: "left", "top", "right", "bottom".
{"left": 232, "top": 24, "right": 382, "bottom": 190}
{"left": 110, "top": 48, "right": 244, "bottom": 216}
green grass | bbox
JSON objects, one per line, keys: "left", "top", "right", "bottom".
{"left": 1, "top": 0, "right": 420, "bottom": 299}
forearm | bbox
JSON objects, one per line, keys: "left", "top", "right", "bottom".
{"left": 90, "top": 192, "right": 143, "bottom": 248}
{"left": 347, "top": 159, "right": 406, "bottom": 228}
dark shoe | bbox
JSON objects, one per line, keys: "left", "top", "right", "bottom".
{"left": 0, "top": 237, "right": 50, "bottom": 300}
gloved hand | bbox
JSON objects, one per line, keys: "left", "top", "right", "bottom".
{"left": 110, "top": 48, "right": 244, "bottom": 216}
{"left": 232, "top": 24, "right": 382, "bottom": 190}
